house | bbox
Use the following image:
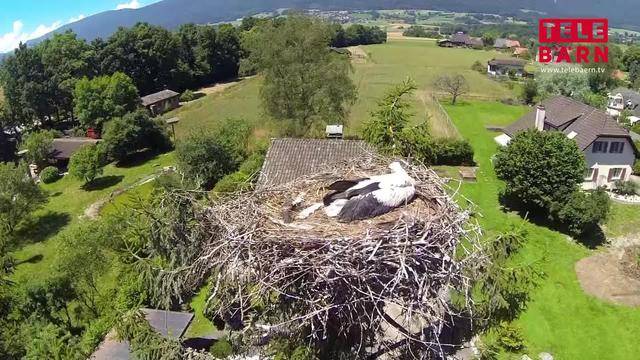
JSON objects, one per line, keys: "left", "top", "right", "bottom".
{"left": 90, "top": 309, "right": 194, "bottom": 360}
{"left": 141, "top": 89, "right": 180, "bottom": 115}
{"left": 258, "top": 137, "right": 374, "bottom": 189}
{"left": 607, "top": 87, "right": 640, "bottom": 124}
{"left": 513, "top": 47, "right": 529, "bottom": 58}
{"left": 494, "top": 96, "right": 638, "bottom": 189}
{"left": 487, "top": 58, "right": 527, "bottom": 77}
{"left": 437, "top": 32, "right": 484, "bottom": 48}
{"left": 494, "top": 38, "right": 521, "bottom": 49}
{"left": 50, "top": 137, "right": 100, "bottom": 167}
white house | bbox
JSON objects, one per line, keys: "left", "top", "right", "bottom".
{"left": 606, "top": 87, "right": 640, "bottom": 124}
{"left": 495, "top": 95, "right": 638, "bottom": 189}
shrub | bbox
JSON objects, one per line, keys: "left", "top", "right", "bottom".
{"left": 495, "top": 130, "right": 585, "bottom": 209}
{"left": 495, "top": 322, "right": 526, "bottom": 352}
{"left": 634, "top": 159, "right": 640, "bottom": 175}
{"left": 102, "top": 110, "right": 172, "bottom": 162}
{"left": 401, "top": 122, "right": 437, "bottom": 165}
{"left": 212, "top": 172, "right": 252, "bottom": 193}
{"left": 180, "top": 89, "right": 196, "bottom": 102}
{"left": 550, "top": 188, "right": 610, "bottom": 236}
{"left": 20, "top": 130, "right": 55, "bottom": 168}
{"left": 209, "top": 339, "right": 233, "bottom": 358}
{"left": 39, "top": 166, "right": 60, "bottom": 184}
{"left": 238, "top": 153, "right": 265, "bottom": 175}
{"left": 215, "top": 118, "right": 253, "bottom": 166}
{"left": 432, "top": 139, "right": 474, "bottom": 166}
{"left": 613, "top": 180, "right": 638, "bottom": 196}
{"left": 68, "top": 144, "right": 105, "bottom": 184}
{"left": 175, "top": 132, "right": 235, "bottom": 189}
{"left": 520, "top": 79, "right": 538, "bottom": 105}
{"left": 471, "top": 60, "right": 485, "bottom": 73}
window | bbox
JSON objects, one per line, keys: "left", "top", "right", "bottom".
{"left": 609, "top": 141, "right": 625, "bottom": 154}
{"left": 592, "top": 141, "right": 608, "bottom": 153}
{"left": 611, "top": 168, "right": 624, "bottom": 180}
{"left": 584, "top": 168, "right": 595, "bottom": 180}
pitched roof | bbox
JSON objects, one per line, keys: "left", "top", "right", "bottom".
{"left": 449, "top": 33, "right": 471, "bottom": 44}
{"left": 141, "top": 89, "right": 180, "bottom": 106}
{"left": 258, "top": 138, "right": 373, "bottom": 188}
{"left": 488, "top": 58, "right": 526, "bottom": 67}
{"left": 504, "top": 95, "right": 632, "bottom": 150}
{"left": 51, "top": 138, "right": 100, "bottom": 160}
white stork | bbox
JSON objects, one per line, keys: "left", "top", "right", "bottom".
{"left": 321, "top": 161, "right": 416, "bottom": 222}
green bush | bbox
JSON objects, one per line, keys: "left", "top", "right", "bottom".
{"left": 613, "top": 180, "right": 638, "bottom": 196}
{"left": 550, "top": 188, "right": 610, "bottom": 236}
{"left": 68, "top": 144, "right": 105, "bottom": 184}
{"left": 39, "top": 166, "right": 60, "bottom": 184}
{"left": 176, "top": 132, "right": 235, "bottom": 189}
{"left": 238, "top": 153, "right": 265, "bottom": 175}
{"left": 215, "top": 118, "right": 253, "bottom": 165}
{"left": 634, "top": 159, "right": 640, "bottom": 175}
{"left": 20, "top": 130, "right": 56, "bottom": 168}
{"left": 180, "top": 89, "right": 196, "bottom": 102}
{"left": 495, "top": 322, "right": 526, "bottom": 352}
{"left": 212, "top": 171, "right": 251, "bottom": 193}
{"left": 432, "top": 139, "right": 474, "bottom": 166}
{"left": 471, "top": 60, "right": 485, "bottom": 73}
{"left": 209, "top": 339, "right": 233, "bottom": 358}
{"left": 102, "top": 110, "right": 172, "bottom": 162}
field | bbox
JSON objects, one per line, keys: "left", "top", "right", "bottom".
{"left": 169, "top": 39, "right": 516, "bottom": 140}
{"left": 444, "top": 101, "right": 640, "bottom": 360}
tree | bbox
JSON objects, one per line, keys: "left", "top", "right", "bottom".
{"left": 536, "top": 67, "right": 589, "bottom": 101}
{"left": 495, "top": 129, "right": 586, "bottom": 209}
{"left": 520, "top": 79, "right": 538, "bottom": 105}
{"left": 175, "top": 132, "right": 235, "bottom": 189}
{"left": 73, "top": 72, "right": 139, "bottom": 130}
{"left": 550, "top": 188, "right": 610, "bottom": 236}
{"left": 363, "top": 78, "right": 417, "bottom": 153}
{"left": 433, "top": 74, "right": 469, "bottom": 105}
{"left": 20, "top": 130, "right": 55, "bottom": 168}
{"left": 622, "top": 46, "right": 640, "bottom": 71}
{"left": 244, "top": 15, "right": 357, "bottom": 135}
{"left": 101, "top": 110, "right": 172, "bottom": 162}
{"left": 212, "top": 24, "right": 242, "bottom": 81}
{"left": 68, "top": 144, "right": 105, "bottom": 184}
{"left": 0, "top": 162, "right": 47, "bottom": 234}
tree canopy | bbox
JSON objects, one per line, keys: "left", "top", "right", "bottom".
{"left": 0, "top": 162, "right": 47, "bottom": 235}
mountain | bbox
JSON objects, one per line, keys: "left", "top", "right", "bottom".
{"left": 18, "top": 0, "right": 640, "bottom": 48}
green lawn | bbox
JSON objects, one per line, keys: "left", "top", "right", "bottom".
{"left": 444, "top": 100, "right": 640, "bottom": 360}
{"left": 169, "top": 39, "right": 516, "bottom": 140}
{"left": 11, "top": 152, "right": 175, "bottom": 284}
{"left": 603, "top": 202, "right": 640, "bottom": 239}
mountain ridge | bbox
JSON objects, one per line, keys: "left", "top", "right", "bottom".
{"left": 5, "top": 0, "right": 640, "bottom": 56}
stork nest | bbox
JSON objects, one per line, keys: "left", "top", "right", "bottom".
{"left": 192, "top": 157, "right": 483, "bottom": 357}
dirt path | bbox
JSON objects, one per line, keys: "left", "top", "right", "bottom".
{"left": 196, "top": 78, "right": 245, "bottom": 95}
{"left": 346, "top": 46, "right": 368, "bottom": 64}
{"left": 575, "top": 249, "right": 640, "bottom": 307}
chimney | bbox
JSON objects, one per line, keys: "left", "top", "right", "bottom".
{"left": 535, "top": 104, "right": 546, "bottom": 131}
{"left": 326, "top": 125, "right": 344, "bottom": 139}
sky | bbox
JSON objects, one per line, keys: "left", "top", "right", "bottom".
{"left": 0, "top": 0, "right": 161, "bottom": 52}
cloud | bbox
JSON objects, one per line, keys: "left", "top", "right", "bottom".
{"left": 0, "top": 19, "right": 62, "bottom": 53}
{"left": 68, "top": 14, "right": 86, "bottom": 23}
{"left": 116, "top": 0, "right": 141, "bottom": 10}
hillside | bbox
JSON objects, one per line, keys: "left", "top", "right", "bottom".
{"left": 20, "top": 0, "right": 640, "bottom": 48}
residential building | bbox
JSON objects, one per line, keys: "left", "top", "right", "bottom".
{"left": 607, "top": 87, "right": 640, "bottom": 124}
{"left": 141, "top": 89, "right": 180, "bottom": 115}
{"left": 513, "top": 47, "right": 529, "bottom": 58}
{"left": 50, "top": 137, "right": 100, "bottom": 167}
{"left": 258, "top": 138, "right": 374, "bottom": 189}
{"left": 494, "top": 38, "right": 521, "bottom": 49}
{"left": 487, "top": 58, "right": 527, "bottom": 77}
{"left": 437, "top": 32, "right": 484, "bottom": 48}
{"left": 495, "top": 96, "right": 637, "bottom": 189}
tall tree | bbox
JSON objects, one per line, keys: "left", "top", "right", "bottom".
{"left": 73, "top": 72, "right": 139, "bottom": 131}
{"left": 244, "top": 15, "right": 357, "bottom": 135}
{"left": 433, "top": 74, "right": 469, "bottom": 105}
{"left": 0, "top": 162, "right": 47, "bottom": 235}
{"left": 212, "top": 24, "right": 241, "bottom": 81}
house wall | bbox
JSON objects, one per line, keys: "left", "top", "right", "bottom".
{"left": 583, "top": 136, "right": 635, "bottom": 188}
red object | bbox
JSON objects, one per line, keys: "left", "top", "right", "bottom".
{"left": 539, "top": 18, "right": 608, "bottom": 43}
{"left": 86, "top": 128, "right": 99, "bottom": 139}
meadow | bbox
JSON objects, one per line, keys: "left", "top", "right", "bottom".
{"left": 444, "top": 101, "right": 640, "bottom": 360}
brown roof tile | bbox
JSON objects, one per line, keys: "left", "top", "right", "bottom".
{"left": 141, "top": 89, "right": 179, "bottom": 106}
{"left": 51, "top": 138, "right": 100, "bottom": 160}
{"left": 258, "top": 138, "right": 374, "bottom": 188}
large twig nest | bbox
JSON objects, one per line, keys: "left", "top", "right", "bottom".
{"left": 195, "top": 156, "right": 483, "bottom": 357}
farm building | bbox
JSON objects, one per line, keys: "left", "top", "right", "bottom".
{"left": 437, "top": 32, "right": 483, "bottom": 48}
{"left": 487, "top": 58, "right": 527, "bottom": 77}
{"left": 50, "top": 137, "right": 100, "bottom": 167}
{"left": 495, "top": 96, "right": 638, "bottom": 189}
{"left": 257, "top": 137, "right": 374, "bottom": 188}
{"left": 494, "top": 38, "right": 521, "bottom": 49}
{"left": 141, "top": 89, "right": 180, "bottom": 115}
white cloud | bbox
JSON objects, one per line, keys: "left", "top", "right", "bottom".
{"left": 116, "top": 0, "right": 141, "bottom": 10}
{"left": 68, "top": 14, "right": 86, "bottom": 23}
{"left": 0, "top": 19, "right": 62, "bottom": 53}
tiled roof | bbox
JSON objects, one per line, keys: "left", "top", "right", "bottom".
{"left": 141, "top": 89, "right": 179, "bottom": 106}
{"left": 504, "top": 95, "right": 632, "bottom": 150}
{"left": 51, "top": 138, "right": 100, "bottom": 160}
{"left": 258, "top": 138, "right": 374, "bottom": 188}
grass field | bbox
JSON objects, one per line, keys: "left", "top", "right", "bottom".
{"left": 168, "top": 39, "right": 515, "bottom": 140}
{"left": 444, "top": 100, "right": 640, "bottom": 360}
{"left": 11, "top": 152, "right": 175, "bottom": 284}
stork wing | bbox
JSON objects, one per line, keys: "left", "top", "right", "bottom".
{"left": 323, "top": 181, "right": 380, "bottom": 206}
{"left": 327, "top": 178, "right": 369, "bottom": 192}
{"left": 337, "top": 193, "right": 393, "bottom": 222}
